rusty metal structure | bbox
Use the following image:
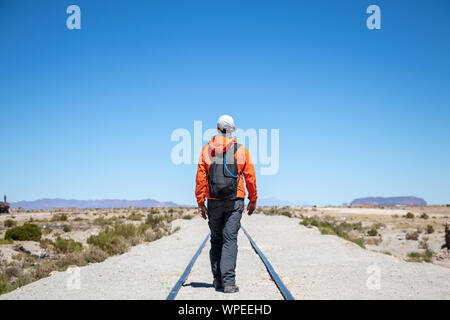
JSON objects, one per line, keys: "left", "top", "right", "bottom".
{"left": 443, "top": 220, "right": 450, "bottom": 251}
{"left": 0, "top": 195, "right": 10, "bottom": 214}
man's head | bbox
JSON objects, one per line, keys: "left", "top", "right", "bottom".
{"left": 217, "top": 115, "right": 235, "bottom": 136}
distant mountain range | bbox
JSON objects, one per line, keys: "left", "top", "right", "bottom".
{"left": 257, "top": 197, "right": 310, "bottom": 207}
{"left": 8, "top": 196, "right": 428, "bottom": 209}
{"left": 10, "top": 198, "right": 184, "bottom": 210}
{"left": 350, "top": 196, "right": 427, "bottom": 206}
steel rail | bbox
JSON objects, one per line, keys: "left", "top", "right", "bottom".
{"left": 165, "top": 232, "right": 211, "bottom": 300}
{"left": 241, "top": 226, "right": 295, "bottom": 300}
{"left": 166, "top": 227, "right": 294, "bottom": 300}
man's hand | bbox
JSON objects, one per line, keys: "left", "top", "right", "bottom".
{"left": 247, "top": 202, "right": 256, "bottom": 216}
{"left": 198, "top": 205, "right": 208, "bottom": 220}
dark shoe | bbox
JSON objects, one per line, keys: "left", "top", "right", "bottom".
{"left": 213, "top": 278, "right": 223, "bottom": 290}
{"left": 224, "top": 285, "right": 239, "bottom": 293}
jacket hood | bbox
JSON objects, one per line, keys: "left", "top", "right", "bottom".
{"left": 208, "top": 135, "right": 237, "bottom": 155}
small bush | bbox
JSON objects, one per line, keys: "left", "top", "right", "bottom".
{"left": 0, "top": 275, "right": 9, "bottom": 295}
{"left": 405, "top": 231, "right": 419, "bottom": 240}
{"left": 367, "top": 228, "right": 378, "bottom": 237}
{"left": 301, "top": 216, "right": 365, "bottom": 248}
{"left": 143, "top": 228, "right": 157, "bottom": 242}
{"left": 5, "top": 266, "right": 22, "bottom": 280}
{"left": 5, "top": 224, "right": 42, "bottom": 241}
{"left": 31, "top": 262, "right": 57, "bottom": 280}
{"left": 82, "top": 247, "right": 108, "bottom": 263}
{"left": 87, "top": 233, "right": 128, "bottom": 255}
{"left": 280, "top": 211, "right": 292, "bottom": 218}
{"left": 262, "top": 207, "right": 279, "bottom": 216}
{"left": 51, "top": 214, "right": 68, "bottom": 222}
{"left": 146, "top": 214, "right": 164, "bottom": 227}
{"left": 62, "top": 225, "right": 71, "bottom": 233}
{"left": 407, "top": 250, "right": 433, "bottom": 263}
{"left": 426, "top": 225, "right": 434, "bottom": 234}
{"left": 405, "top": 212, "right": 415, "bottom": 219}
{"left": 418, "top": 239, "right": 429, "bottom": 250}
{"left": 0, "top": 239, "right": 13, "bottom": 245}
{"left": 10, "top": 276, "right": 31, "bottom": 289}
{"left": 182, "top": 215, "right": 193, "bottom": 220}
{"left": 300, "top": 216, "right": 320, "bottom": 227}
{"left": 40, "top": 238, "right": 55, "bottom": 249}
{"left": 87, "top": 223, "right": 139, "bottom": 255}
{"left": 93, "top": 216, "right": 113, "bottom": 226}
{"left": 110, "top": 223, "right": 139, "bottom": 239}
{"left": 420, "top": 213, "right": 429, "bottom": 219}
{"left": 54, "top": 237, "right": 82, "bottom": 253}
{"left": 127, "top": 213, "right": 143, "bottom": 221}
{"left": 407, "top": 252, "right": 422, "bottom": 261}
{"left": 3, "top": 219, "right": 17, "bottom": 228}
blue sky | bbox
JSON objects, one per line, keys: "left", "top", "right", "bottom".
{"left": 1, "top": 0, "right": 449, "bottom": 205}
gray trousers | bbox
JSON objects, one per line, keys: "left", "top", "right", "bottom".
{"left": 207, "top": 198, "right": 244, "bottom": 286}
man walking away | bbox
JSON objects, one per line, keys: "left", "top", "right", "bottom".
{"left": 195, "top": 115, "right": 257, "bottom": 293}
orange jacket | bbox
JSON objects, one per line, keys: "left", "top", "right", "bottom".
{"left": 195, "top": 135, "right": 257, "bottom": 206}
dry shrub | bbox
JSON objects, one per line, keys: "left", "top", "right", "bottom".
{"left": 406, "top": 231, "right": 419, "bottom": 240}
{"left": 51, "top": 214, "right": 68, "bottom": 222}
{"left": 82, "top": 247, "right": 108, "bottom": 263}
{"left": 54, "top": 237, "right": 83, "bottom": 254}
{"left": 3, "top": 219, "right": 17, "bottom": 228}
{"left": 5, "top": 266, "right": 22, "bottom": 280}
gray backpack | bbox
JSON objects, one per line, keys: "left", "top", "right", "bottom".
{"left": 208, "top": 143, "right": 241, "bottom": 200}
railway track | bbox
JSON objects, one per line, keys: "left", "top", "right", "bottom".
{"left": 166, "top": 226, "right": 294, "bottom": 300}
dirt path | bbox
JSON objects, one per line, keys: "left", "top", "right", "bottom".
{"left": 1, "top": 214, "right": 449, "bottom": 300}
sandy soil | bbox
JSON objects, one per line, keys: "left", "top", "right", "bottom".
{"left": 1, "top": 206, "right": 449, "bottom": 269}
{"left": 290, "top": 206, "right": 450, "bottom": 268}
{"left": 1, "top": 218, "right": 202, "bottom": 299}
{"left": 244, "top": 214, "right": 450, "bottom": 299}
{"left": 0, "top": 208, "right": 195, "bottom": 264}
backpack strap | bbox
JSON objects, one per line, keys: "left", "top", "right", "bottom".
{"left": 223, "top": 143, "right": 242, "bottom": 179}
{"left": 234, "top": 143, "right": 242, "bottom": 155}
{"left": 235, "top": 143, "right": 243, "bottom": 177}
{"left": 234, "top": 143, "right": 243, "bottom": 185}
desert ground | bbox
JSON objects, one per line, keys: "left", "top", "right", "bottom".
{"left": 0, "top": 205, "right": 449, "bottom": 299}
